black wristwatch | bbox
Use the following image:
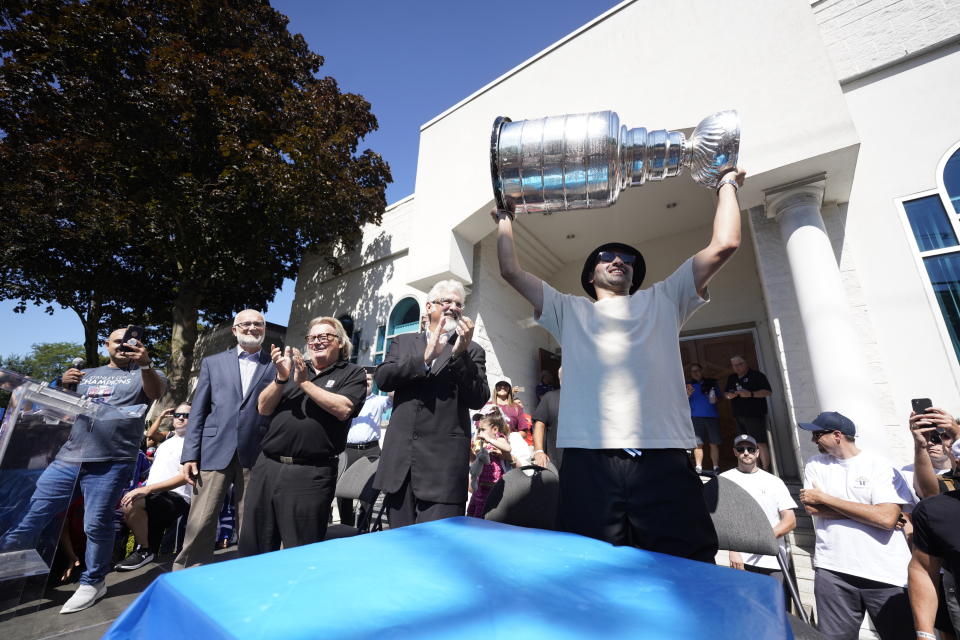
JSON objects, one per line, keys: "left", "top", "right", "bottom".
{"left": 275, "top": 376, "right": 289, "bottom": 385}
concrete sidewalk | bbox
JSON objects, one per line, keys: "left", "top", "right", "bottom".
{"left": 0, "top": 547, "right": 238, "bottom": 640}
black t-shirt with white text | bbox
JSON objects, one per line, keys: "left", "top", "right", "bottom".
{"left": 260, "top": 360, "right": 367, "bottom": 460}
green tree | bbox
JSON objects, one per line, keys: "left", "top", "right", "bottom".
{"left": 0, "top": 341, "right": 86, "bottom": 381}
{"left": 0, "top": 0, "right": 391, "bottom": 401}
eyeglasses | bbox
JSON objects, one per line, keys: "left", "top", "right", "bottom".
{"left": 173, "top": 412, "right": 189, "bottom": 419}
{"left": 812, "top": 430, "right": 835, "bottom": 440}
{"left": 431, "top": 297, "right": 464, "bottom": 309}
{"left": 234, "top": 321, "right": 265, "bottom": 329}
{"left": 597, "top": 251, "right": 636, "bottom": 265}
{"left": 735, "top": 446, "right": 757, "bottom": 454}
{"left": 305, "top": 332, "right": 338, "bottom": 344}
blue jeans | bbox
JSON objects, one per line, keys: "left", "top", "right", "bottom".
{"left": 2, "top": 459, "right": 133, "bottom": 585}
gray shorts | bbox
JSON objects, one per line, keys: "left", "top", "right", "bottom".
{"left": 692, "top": 417, "right": 721, "bottom": 445}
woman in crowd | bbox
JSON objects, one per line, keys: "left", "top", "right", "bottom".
{"left": 490, "top": 376, "right": 530, "bottom": 434}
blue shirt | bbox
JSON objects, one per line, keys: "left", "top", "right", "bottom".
{"left": 688, "top": 381, "right": 718, "bottom": 419}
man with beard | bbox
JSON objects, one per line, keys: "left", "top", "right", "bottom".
{"left": 174, "top": 309, "right": 275, "bottom": 570}
{"left": 493, "top": 168, "right": 745, "bottom": 562}
{"left": 1, "top": 327, "right": 166, "bottom": 613}
{"left": 374, "top": 280, "right": 490, "bottom": 527}
{"left": 116, "top": 402, "right": 193, "bottom": 571}
{"left": 797, "top": 411, "right": 914, "bottom": 640}
{"left": 240, "top": 317, "right": 366, "bottom": 553}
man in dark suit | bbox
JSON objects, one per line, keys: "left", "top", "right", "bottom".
{"left": 173, "top": 309, "right": 276, "bottom": 570}
{"left": 374, "top": 280, "right": 489, "bottom": 527}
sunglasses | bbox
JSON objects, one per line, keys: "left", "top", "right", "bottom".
{"left": 812, "top": 430, "right": 835, "bottom": 440}
{"left": 173, "top": 412, "right": 189, "bottom": 419}
{"left": 735, "top": 446, "right": 757, "bottom": 454}
{"left": 597, "top": 251, "right": 636, "bottom": 265}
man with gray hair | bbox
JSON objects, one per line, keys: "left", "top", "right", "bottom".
{"left": 174, "top": 309, "right": 275, "bottom": 570}
{"left": 374, "top": 280, "right": 490, "bottom": 527}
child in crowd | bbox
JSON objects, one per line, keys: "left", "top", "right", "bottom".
{"left": 467, "top": 409, "right": 511, "bottom": 518}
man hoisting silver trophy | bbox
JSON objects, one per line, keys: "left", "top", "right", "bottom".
{"left": 490, "top": 107, "right": 745, "bottom": 565}
{"left": 490, "top": 109, "right": 741, "bottom": 213}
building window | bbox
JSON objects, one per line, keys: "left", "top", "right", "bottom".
{"left": 371, "top": 296, "right": 422, "bottom": 365}
{"left": 902, "top": 145, "right": 960, "bottom": 362}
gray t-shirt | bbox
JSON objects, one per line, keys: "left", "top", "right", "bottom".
{"left": 58, "top": 365, "right": 165, "bottom": 463}
{"left": 536, "top": 257, "right": 706, "bottom": 449}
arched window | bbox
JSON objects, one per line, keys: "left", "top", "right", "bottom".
{"left": 373, "top": 296, "right": 422, "bottom": 365}
{"left": 901, "top": 144, "right": 960, "bottom": 363}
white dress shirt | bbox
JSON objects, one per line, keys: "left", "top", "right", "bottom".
{"left": 236, "top": 345, "right": 261, "bottom": 397}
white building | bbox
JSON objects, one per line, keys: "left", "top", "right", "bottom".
{"left": 288, "top": 0, "right": 960, "bottom": 627}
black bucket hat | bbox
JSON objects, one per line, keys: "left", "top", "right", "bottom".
{"left": 580, "top": 242, "right": 646, "bottom": 299}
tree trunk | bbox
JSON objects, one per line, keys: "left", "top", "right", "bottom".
{"left": 167, "top": 286, "right": 200, "bottom": 404}
{"left": 79, "top": 298, "right": 102, "bottom": 367}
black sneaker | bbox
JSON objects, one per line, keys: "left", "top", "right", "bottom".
{"left": 116, "top": 547, "right": 154, "bottom": 571}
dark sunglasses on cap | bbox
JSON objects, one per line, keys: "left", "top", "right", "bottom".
{"left": 173, "top": 412, "right": 190, "bottom": 419}
{"left": 735, "top": 446, "right": 757, "bottom": 454}
{"left": 597, "top": 251, "right": 636, "bottom": 265}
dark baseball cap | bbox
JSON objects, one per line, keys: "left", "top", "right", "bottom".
{"left": 580, "top": 242, "right": 646, "bottom": 300}
{"left": 797, "top": 411, "right": 856, "bottom": 437}
{"left": 733, "top": 434, "right": 757, "bottom": 447}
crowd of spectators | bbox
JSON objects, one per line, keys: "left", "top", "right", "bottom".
{"left": 2, "top": 161, "right": 957, "bottom": 640}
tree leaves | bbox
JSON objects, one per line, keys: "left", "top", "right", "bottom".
{"left": 1, "top": 0, "right": 391, "bottom": 400}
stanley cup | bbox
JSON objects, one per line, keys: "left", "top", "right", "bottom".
{"left": 490, "top": 110, "right": 740, "bottom": 214}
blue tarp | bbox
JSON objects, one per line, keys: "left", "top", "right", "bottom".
{"left": 106, "top": 517, "right": 792, "bottom": 639}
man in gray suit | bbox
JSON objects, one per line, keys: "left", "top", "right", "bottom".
{"left": 173, "top": 309, "right": 276, "bottom": 570}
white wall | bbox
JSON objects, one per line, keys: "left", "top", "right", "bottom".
{"left": 407, "top": 0, "right": 859, "bottom": 288}
{"left": 841, "top": 45, "right": 960, "bottom": 451}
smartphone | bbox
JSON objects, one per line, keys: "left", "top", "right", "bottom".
{"left": 911, "top": 398, "right": 933, "bottom": 414}
{"left": 119, "top": 325, "right": 145, "bottom": 352}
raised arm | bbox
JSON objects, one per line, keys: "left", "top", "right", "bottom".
{"left": 493, "top": 209, "right": 544, "bottom": 316}
{"left": 692, "top": 169, "right": 745, "bottom": 297}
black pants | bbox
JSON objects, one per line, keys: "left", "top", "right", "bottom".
{"left": 238, "top": 453, "right": 337, "bottom": 557}
{"left": 384, "top": 471, "right": 464, "bottom": 529}
{"left": 337, "top": 442, "right": 380, "bottom": 528}
{"left": 558, "top": 448, "right": 718, "bottom": 563}
{"left": 144, "top": 491, "right": 189, "bottom": 552}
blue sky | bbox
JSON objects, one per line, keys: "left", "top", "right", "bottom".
{"left": 1, "top": 0, "right": 621, "bottom": 359}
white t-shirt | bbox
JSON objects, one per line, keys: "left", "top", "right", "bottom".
{"left": 720, "top": 468, "right": 798, "bottom": 570}
{"left": 146, "top": 433, "right": 191, "bottom": 503}
{"left": 536, "top": 257, "right": 707, "bottom": 449}
{"left": 803, "top": 450, "right": 913, "bottom": 586}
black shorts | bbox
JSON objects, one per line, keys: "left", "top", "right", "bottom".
{"left": 692, "top": 417, "right": 721, "bottom": 445}
{"left": 557, "top": 448, "right": 718, "bottom": 563}
{"left": 734, "top": 415, "right": 768, "bottom": 444}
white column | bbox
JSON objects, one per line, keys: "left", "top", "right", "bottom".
{"left": 765, "top": 178, "right": 887, "bottom": 453}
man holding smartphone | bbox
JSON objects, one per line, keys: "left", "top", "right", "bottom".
{"left": 1, "top": 327, "right": 166, "bottom": 613}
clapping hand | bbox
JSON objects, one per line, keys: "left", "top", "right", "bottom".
{"left": 450, "top": 315, "right": 475, "bottom": 356}
{"left": 271, "top": 344, "right": 293, "bottom": 380}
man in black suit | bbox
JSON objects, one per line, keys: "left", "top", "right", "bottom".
{"left": 373, "top": 280, "right": 489, "bottom": 527}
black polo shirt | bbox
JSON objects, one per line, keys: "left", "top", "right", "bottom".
{"left": 260, "top": 360, "right": 367, "bottom": 461}
{"left": 725, "top": 369, "right": 771, "bottom": 417}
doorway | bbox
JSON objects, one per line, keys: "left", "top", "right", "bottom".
{"left": 679, "top": 329, "right": 770, "bottom": 472}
